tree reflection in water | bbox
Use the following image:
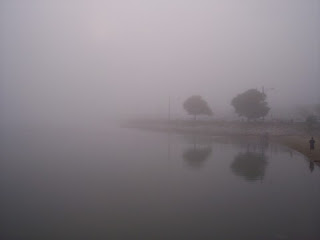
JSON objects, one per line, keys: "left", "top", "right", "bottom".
{"left": 231, "top": 151, "right": 268, "bottom": 181}
{"left": 183, "top": 147, "right": 212, "bottom": 168}
{"left": 183, "top": 135, "right": 212, "bottom": 168}
{"left": 228, "top": 134, "right": 270, "bottom": 182}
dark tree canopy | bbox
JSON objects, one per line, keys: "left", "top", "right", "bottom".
{"left": 231, "top": 89, "right": 270, "bottom": 120}
{"left": 183, "top": 95, "right": 212, "bottom": 119}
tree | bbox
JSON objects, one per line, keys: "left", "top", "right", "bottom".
{"left": 183, "top": 95, "right": 213, "bottom": 120}
{"left": 231, "top": 89, "right": 270, "bottom": 121}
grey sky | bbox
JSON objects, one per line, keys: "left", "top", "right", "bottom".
{"left": 1, "top": 0, "right": 319, "bottom": 124}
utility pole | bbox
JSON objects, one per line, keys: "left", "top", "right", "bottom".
{"left": 168, "top": 96, "right": 171, "bottom": 122}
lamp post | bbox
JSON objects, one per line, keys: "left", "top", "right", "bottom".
{"left": 168, "top": 96, "right": 171, "bottom": 122}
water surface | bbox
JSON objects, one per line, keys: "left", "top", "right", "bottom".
{"left": 1, "top": 126, "right": 320, "bottom": 239}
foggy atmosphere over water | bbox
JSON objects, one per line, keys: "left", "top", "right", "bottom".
{"left": 1, "top": 0, "right": 320, "bottom": 125}
{"left": 1, "top": 1, "right": 320, "bottom": 239}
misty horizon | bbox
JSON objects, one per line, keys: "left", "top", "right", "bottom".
{"left": 1, "top": 0, "right": 319, "bottom": 125}
{"left": 1, "top": 2, "right": 320, "bottom": 239}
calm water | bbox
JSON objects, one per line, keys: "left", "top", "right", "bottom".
{"left": 1, "top": 126, "right": 320, "bottom": 239}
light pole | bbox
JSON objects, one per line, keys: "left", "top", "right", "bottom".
{"left": 168, "top": 96, "right": 171, "bottom": 122}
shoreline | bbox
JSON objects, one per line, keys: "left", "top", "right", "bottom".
{"left": 271, "top": 135, "right": 320, "bottom": 163}
{"left": 123, "top": 120, "right": 320, "bottom": 163}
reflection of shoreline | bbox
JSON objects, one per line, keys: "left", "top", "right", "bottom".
{"left": 124, "top": 120, "right": 319, "bottom": 164}
{"left": 214, "top": 135, "right": 320, "bottom": 167}
{"left": 273, "top": 136, "right": 320, "bottom": 164}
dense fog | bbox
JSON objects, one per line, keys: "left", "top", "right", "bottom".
{"left": 1, "top": 0, "right": 319, "bottom": 126}
{"left": 1, "top": 3, "right": 320, "bottom": 239}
